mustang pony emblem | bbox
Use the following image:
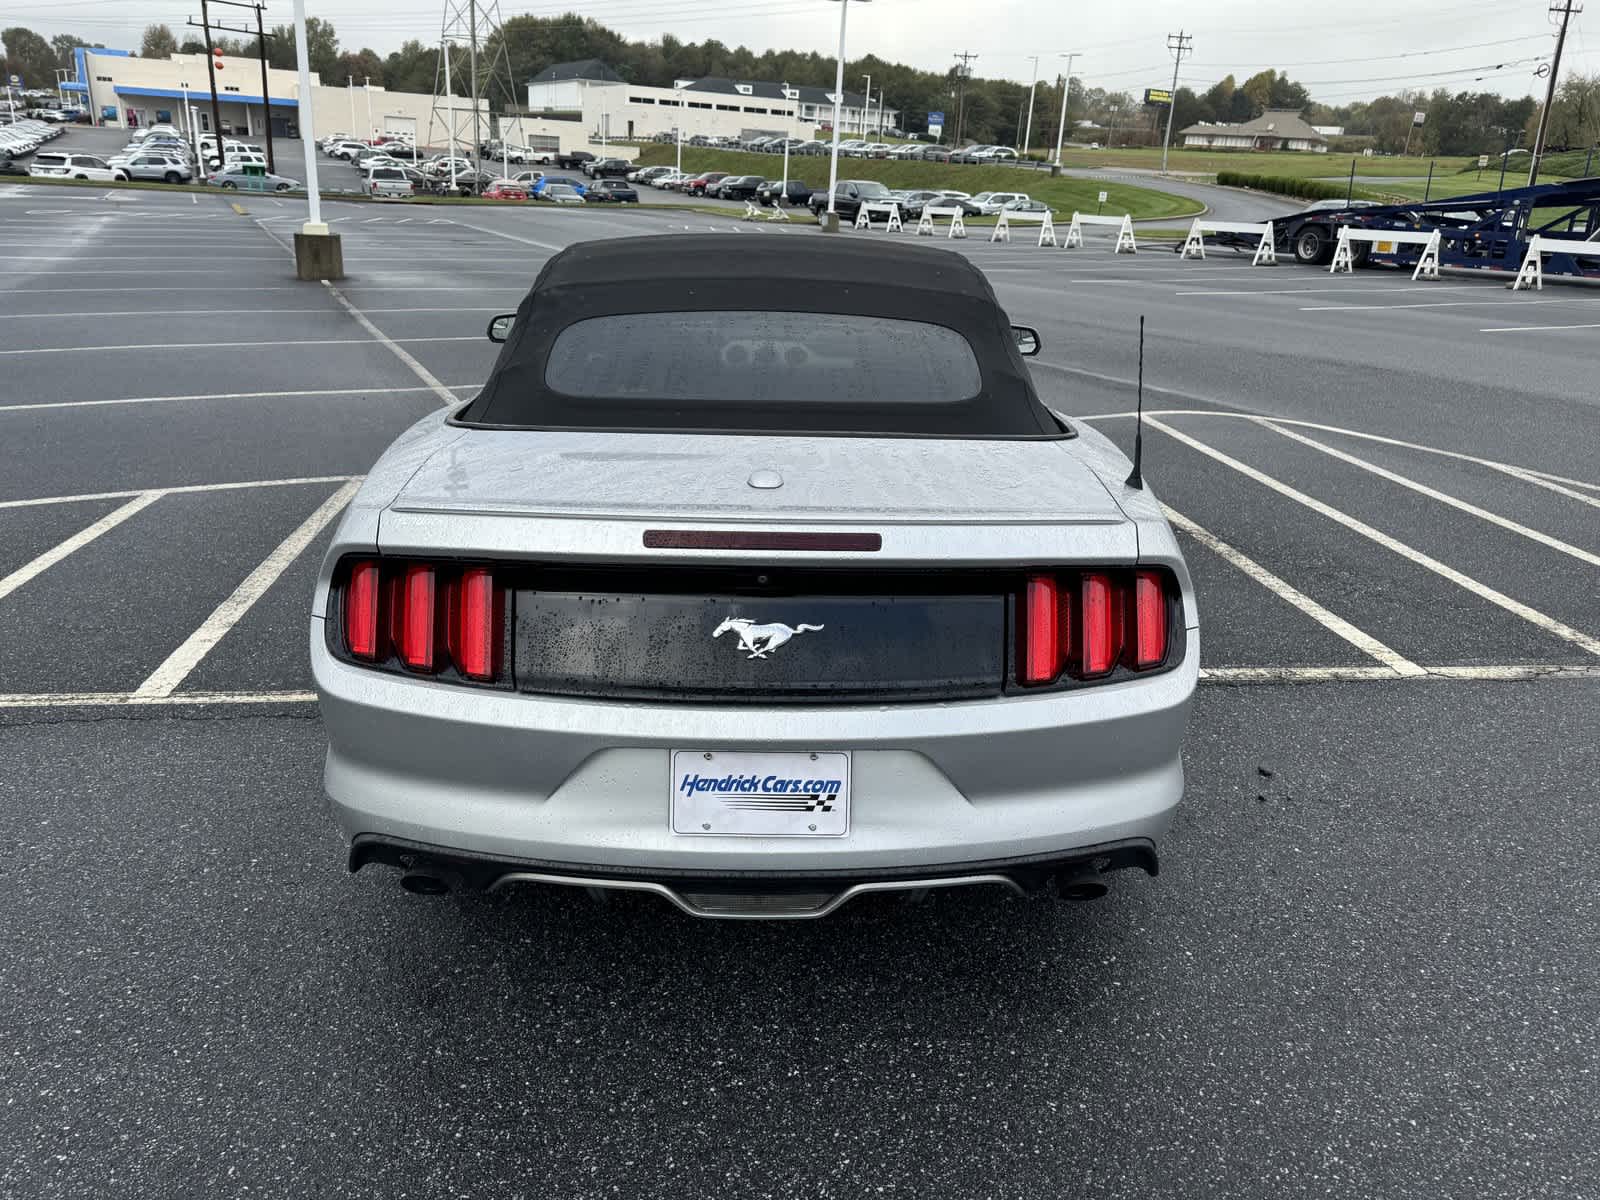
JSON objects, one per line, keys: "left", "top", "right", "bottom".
{"left": 712, "top": 617, "right": 825, "bottom": 660}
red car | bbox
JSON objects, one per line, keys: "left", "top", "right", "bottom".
{"left": 682, "top": 171, "right": 729, "bottom": 196}
{"left": 481, "top": 180, "right": 529, "bottom": 201}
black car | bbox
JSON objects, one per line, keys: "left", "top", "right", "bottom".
{"left": 584, "top": 157, "right": 633, "bottom": 179}
{"left": 585, "top": 179, "right": 639, "bottom": 203}
{"left": 716, "top": 175, "right": 766, "bottom": 201}
{"left": 554, "top": 150, "right": 595, "bottom": 170}
{"left": 757, "top": 179, "right": 812, "bottom": 207}
{"left": 807, "top": 179, "right": 895, "bottom": 221}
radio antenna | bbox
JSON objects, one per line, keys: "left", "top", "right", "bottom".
{"left": 1124, "top": 315, "right": 1146, "bottom": 490}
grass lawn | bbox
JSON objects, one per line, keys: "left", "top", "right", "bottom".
{"left": 636, "top": 145, "right": 1203, "bottom": 220}
{"left": 1053, "top": 145, "right": 1479, "bottom": 179}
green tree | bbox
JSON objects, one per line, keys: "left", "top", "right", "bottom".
{"left": 267, "top": 17, "right": 338, "bottom": 82}
{"left": 382, "top": 40, "right": 437, "bottom": 95}
{"left": 2, "top": 26, "right": 57, "bottom": 87}
{"left": 140, "top": 23, "right": 178, "bottom": 59}
{"left": 50, "top": 33, "right": 89, "bottom": 69}
{"left": 334, "top": 48, "right": 386, "bottom": 90}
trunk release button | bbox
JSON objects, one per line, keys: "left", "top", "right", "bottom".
{"left": 747, "top": 469, "right": 783, "bottom": 489}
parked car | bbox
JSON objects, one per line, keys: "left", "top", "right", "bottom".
{"left": 968, "top": 191, "right": 1030, "bottom": 215}
{"left": 1002, "top": 198, "right": 1053, "bottom": 215}
{"left": 807, "top": 178, "right": 894, "bottom": 221}
{"left": 629, "top": 165, "right": 673, "bottom": 184}
{"left": 584, "top": 157, "right": 633, "bottom": 179}
{"left": 481, "top": 179, "right": 529, "bottom": 201}
{"left": 531, "top": 174, "right": 586, "bottom": 198}
{"left": 511, "top": 170, "right": 544, "bottom": 186}
{"left": 889, "top": 189, "right": 948, "bottom": 219}
{"left": 756, "top": 178, "right": 811, "bottom": 207}
{"left": 327, "top": 140, "right": 370, "bottom": 160}
{"left": 651, "top": 170, "right": 686, "bottom": 189}
{"left": 553, "top": 150, "right": 594, "bottom": 170}
{"left": 585, "top": 179, "right": 639, "bottom": 203}
{"left": 919, "top": 146, "right": 953, "bottom": 163}
{"left": 949, "top": 144, "right": 987, "bottom": 163}
{"left": 118, "top": 151, "right": 194, "bottom": 184}
{"left": 713, "top": 175, "right": 765, "bottom": 201}
{"left": 682, "top": 171, "right": 730, "bottom": 196}
{"left": 208, "top": 164, "right": 299, "bottom": 191}
{"left": 28, "top": 152, "right": 128, "bottom": 182}
{"left": 972, "top": 145, "right": 1019, "bottom": 162}
{"left": 933, "top": 189, "right": 983, "bottom": 215}
{"left": 540, "top": 182, "right": 585, "bottom": 205}
{"left": 310, "top": 234, "right": 1195, "bottom": 919}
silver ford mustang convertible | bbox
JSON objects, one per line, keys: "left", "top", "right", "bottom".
{"left": 310, "top": 235, "right": 1198, "bottom": 919}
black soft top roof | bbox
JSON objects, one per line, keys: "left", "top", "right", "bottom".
{"left": 458, "top": 234, "right": 1064, "bottom": 438}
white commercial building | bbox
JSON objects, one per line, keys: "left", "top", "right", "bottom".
{"left": 523, "top": 60, "right": 898, "bottom": 147}
{"left": 61, "top": 46, "right": 486, "bottom": 144}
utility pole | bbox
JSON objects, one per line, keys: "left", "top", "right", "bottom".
{"left": 953, "top": 51, "right": 977, "bottom": 145}
{"left": 1160, "top": 30, "right": 1192, "bottom": 174}
{"left": 253, "top": 2, "right": 274, "bottom": 172}
{"left": 468, "top": 0, "right": 480, "bottom": 174}
{"left": 1053, "top": 52, "right": 1079, "bottom": 166}
{"left": 198, "top": 0, "right": 226, "bottom": 152}
{"left": 1022, "top": 55, "right": 1039, "bottom": 155}
{"left": 193, "top": 1, "right": 277, "bottom": 169}
{"left": 862, "top": 74, "right": 871, "bottom": 139}
{"left": 1529, "top": 0, "right": 1582, "bottom": 186}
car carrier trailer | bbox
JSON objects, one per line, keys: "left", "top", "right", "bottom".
{"left": 1193, "top": 178, "right": 1600, "bottom": 281}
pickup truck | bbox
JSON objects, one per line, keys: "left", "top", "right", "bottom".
{"left": 366, "top": 165, "right": 415, "bottom": 199}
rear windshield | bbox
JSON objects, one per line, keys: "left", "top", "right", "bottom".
{"left": 33, "top": 154, "right": 66, "bottom": 165}
{"left": 544, "top": 311, "right": 982, "bottom": 405}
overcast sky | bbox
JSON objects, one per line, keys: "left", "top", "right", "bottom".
{"left": 10, "top": 0, "right": 1589, "bottom": 105}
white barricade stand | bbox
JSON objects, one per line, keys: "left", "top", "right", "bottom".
{"left": 1330, "top": 226, "right": 1442, "bottom": 280}
{"left": 916, "top": 206, "right": 967, "bottom": 238}
{"left": 1065, "top": 212, "right": 1137, "bottom": 253}
{"left": 989, "top": 209, "right": 1057, "bottom": 246}
{"left": 1180, "top": 218, "right": 1277, "bottom": 266}
{"left": 853, "top": 201, "right": 903, "bottom": 232}
{"left": 1510, "top": 234, "right": 1600, "bottom": 290}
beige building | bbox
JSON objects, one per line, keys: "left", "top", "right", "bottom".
{"left": 63, "top": 46, "right": 486, "bottom": 145}
{"left": 522, "top": 59, "right": 899, "bottom": 149}
{"left": 1179, "top": 110, "right": 1329, "bottom": 153}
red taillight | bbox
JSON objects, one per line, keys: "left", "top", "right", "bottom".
{"left": 1080, "top": 573, "right": 1121, "bottom": 677}
{"left": 398, "top": 563, "right": 437, "bottom": 671}
{"left": 344, "top": 560, "right": 380, "bottom": 660}
{"left": 1133, "top": 570, "right": 1167, "bottom": 669}
{"left": 1021, "top": 575, "right": 1060, "bottom": 685}
{"left": 342, "top": 559, "right": 502, "bottom": 682}
{"left": 449, "top": 567, "right": 499, "bottom": 681}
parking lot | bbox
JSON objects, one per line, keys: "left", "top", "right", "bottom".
{"left": 2, "top": 184, "right": 1597, "bottom": 1197}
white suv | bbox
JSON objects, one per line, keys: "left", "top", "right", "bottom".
{"left": 969, "top": 190, "right": 1029, "bottom": 214}
{"left": 28, "top": 152, "right": 129, "bottom": 182}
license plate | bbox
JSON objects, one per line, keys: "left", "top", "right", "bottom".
{"left": 670, "top": 750, "right": 850, "bottom": 837}
{"left": 1376, "top": 240, "right": 1395, "bottom": 254}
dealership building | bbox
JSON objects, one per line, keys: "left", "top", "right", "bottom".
{"left": 60, "top": 46, "right": 486, "bottom": 143}
{"left": 520, "top": 59, "right": 900, "bottom": 146}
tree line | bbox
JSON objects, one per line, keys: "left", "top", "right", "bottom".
{"left": 6, "top": 16, "right": 1585, "bottom": 160}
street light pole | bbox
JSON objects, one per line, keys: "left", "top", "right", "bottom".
{"left": 364, "top": 76, "right": 373, "bottom": 142}
{"left": 1053, "top": 52, "right": 1078, "bottom": 166}
{"left": 291, "top": 0, "right": 326, "bottom": 234}
{"left": 675, "top": 84, "right": 683, "bottom": 173}
{"left": 825, "top": 0, "right": 865, "bottom": 225}
{"left": 782, "top": 82, "right": 797, "bottom": 194}
{"left": 862, "top": 73, "right": 871, "bottom": 140}
{"left": 347, "top": 75, "right": 355, "bottom": 137}
{"left": 1022, "top": 55, "right": 1038, "bottom": 155}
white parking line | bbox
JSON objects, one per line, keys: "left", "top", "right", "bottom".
{"left": 1480, "top": 321, "right": 1600, "bottom": 333}
{"left": 134, "top": 480, "right": 361, "bottom": 698}
{"left": 0, "top": 382, "right": 481, "bottom": 415}
{"left": 1163, "top": 504, "right": 1423, "bottom": 676}
{"left": 0, "top": 474, "right": 358, "bottom": 511}
{"left": 0, "top": 492, "right": 161, "bottom": 602}
{"left": 1064, "top": 396, "right": 1600, "bottom": 507}
{"left": 0, "top": 336, "right": 478, "bottom": 356}
{"left": 1301, "top": 296, "right": 1600, "bottom": 312}
{"left": 1260, "top": 420, "right": 1600, "bottom": 568}
{"left": 1144, "top": 416, "right": 1600, "bottom": 658}
{"left": 1177, "top": 284, "right": 1481, "bottom": 297}
{"left": 320, "top": 282, "right": 460, "bottom": 406}
{"left": 448, "top": 219, "right": 565, "bottom": 252}
{"left": 0, "top": 307, "right": 503, "bottom": 320}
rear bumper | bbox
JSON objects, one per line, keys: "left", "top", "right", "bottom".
{"left": 313, "top": 619, "right": 1197, "bottom": 877}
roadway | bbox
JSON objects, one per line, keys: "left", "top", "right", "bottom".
{"left": 0, "top": 184, "right": 1595, "bottom": 1199}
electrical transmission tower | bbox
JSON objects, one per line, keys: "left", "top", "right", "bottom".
{"left": 428, "top": 0, "right": 521, "bottom": 177}
{"left": 1160, "top": 30, "right": 1192, "bottom": 174}
{"left": 1528, "top": 0, "right": 1582, "bottom": 186}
